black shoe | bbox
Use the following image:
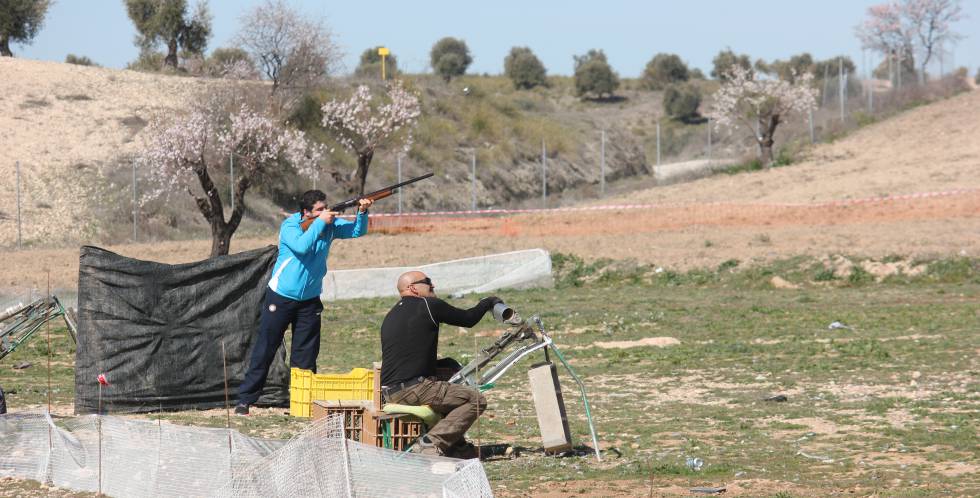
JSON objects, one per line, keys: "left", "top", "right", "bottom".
{"left": 234, "top": 403, "right": 249, "bottom": 415}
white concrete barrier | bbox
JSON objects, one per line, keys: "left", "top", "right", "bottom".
{"left": 322, "top": 249, "right": 553, "bottom": 301}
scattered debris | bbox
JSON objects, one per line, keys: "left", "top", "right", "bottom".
{"left": 770, "top": 276, "right": 800, "bottom": 289}
{"left": 12, "top": 361, "right": 32, "bottom": 370}
{"left": 690, "top": 486, "right": 727, "bottom": 494}
{"left": 686, "top": 457, "right": 705, "bottom": 471}
{"left": 828, "top": 321, "right": 852, "bottom": 330}
{"left": 764, "top": 394, "right": 788, "bottom": 402}
{"left": 797, "top": 450, "right": 834, "bottom": 463}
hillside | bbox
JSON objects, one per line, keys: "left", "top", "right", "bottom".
{"left": 1, "top": 57, "right": 724, "bottom": 247}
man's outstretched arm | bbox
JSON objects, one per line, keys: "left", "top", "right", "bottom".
{"left": 429, "top": 296, "right": 501, "bottom": 328}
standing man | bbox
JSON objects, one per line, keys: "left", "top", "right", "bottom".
{"left": 380, "top": 271, "right": 501, "bottom": 458}
{"left": 236, "top": 190, "right": 373, "bottom": 415}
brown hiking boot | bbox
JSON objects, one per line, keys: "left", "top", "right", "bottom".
{"left": 413, "top": 435, "right": 444, "bottom": 457}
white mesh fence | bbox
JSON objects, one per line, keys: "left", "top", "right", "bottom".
{"left": 0, "top": 411, "right": 493, "bottom": 497}
{"left": 322, "top": 248, "right": 553, "bottom": 301}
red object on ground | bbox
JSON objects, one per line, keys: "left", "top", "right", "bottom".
{"left": 97, "top": 373, "right": 109, "bottom": 386}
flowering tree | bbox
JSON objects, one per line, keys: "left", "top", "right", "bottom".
{"left": 320, "top": 80, "right": 421, "bottom": 195}
{"left": 856, "top": 0, "right": 965, "bottom": 80}
{"left": 140, "top": 101, "right": 323, "bottom": 256}
{"left": 708, "top": 66, "right": 817, "bottom": 166}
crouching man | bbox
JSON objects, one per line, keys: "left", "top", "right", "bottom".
{"left": 380, "top": 271, "right": 501, "bottom": 458}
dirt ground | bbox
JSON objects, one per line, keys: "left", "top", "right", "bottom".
{"left": 3, "top": 189, "right": 978, "bottom": 293}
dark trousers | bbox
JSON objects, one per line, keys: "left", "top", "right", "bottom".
{"left": 238, "top": 289, "right": 323, "bottom": 406}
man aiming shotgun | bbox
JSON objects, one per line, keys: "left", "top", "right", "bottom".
{"left": 237, "top": 173, "right": 431, "bottom": 414}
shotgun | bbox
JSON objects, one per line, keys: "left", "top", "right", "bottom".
{"left": 300, "top": 172, "right": 433, "bottom": 231}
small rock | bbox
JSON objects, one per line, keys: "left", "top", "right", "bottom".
{"left": 770, "top": 276, "right": 799, "bottom": 289}
{"left": 764, "top": 394, "right": 788, "bottom": 402}
{"left": 13, "top": 361, "right": 31, "bottom": 370}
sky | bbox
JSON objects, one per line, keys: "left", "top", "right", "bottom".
{"left": 13, "top": 0, "right": 980, "bottom": 78}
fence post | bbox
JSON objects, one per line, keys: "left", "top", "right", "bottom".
{"left": 230, "top": 154, "right": 235, "bottom": 212}
{"left": 809, "top": 109, "right": 815, "bottom": 144}
{"left": 132, "top": 160, "right": 137, "bottom": 242}
{"left": 599, "top": 130, "right": 605, "bottom": 197}
{"left": 397, "top": 155, "right": 402, "bottom": 214}
{"left": 541, "top": 139, "right": 547, "bottom": 208}
{"left": 839, "top": 57, "right": 845, "bottom": 123}
{"left": 656, "top": 121, "right": 661, "bottom": 166}
{"left": 16, "top": 161, "right": 22, "bottom": 250}
{"left": 707, "top": 118, "right": 712, "bottom": 161}
{"left": 471, "top": 151, "right": 476, "bottom": 211}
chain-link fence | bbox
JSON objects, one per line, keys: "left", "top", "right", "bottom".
{"left": 1, "top": 68, "right": 970, "bottom": 250}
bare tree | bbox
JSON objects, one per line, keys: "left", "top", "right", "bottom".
{"left": 235, "top": 0, "right": 340, "bottom": 97}
{"left": 708, "top": 66, "right": 817, "bottom": 166}
{"left": 856, "top": 0, "right": 965, "bottom": 80}
{"left": 320, "top": 81, "right": 421, "bottom": 195}
{"left": 138, "top": 95, "right": 323, "bottom": 256}
{"left": 0, "top": 0, "right": 52, "bottom": 57}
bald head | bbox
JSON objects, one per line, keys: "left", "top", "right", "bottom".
{"left": 397, "top": 271, "right": 435, "bottom": 297}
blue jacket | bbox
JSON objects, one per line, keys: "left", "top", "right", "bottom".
{"left": 268, "top": 211, "right": 369, "bottom": 301}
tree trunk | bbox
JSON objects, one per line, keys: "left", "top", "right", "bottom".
{"left": 759, "top": 114, "right": 780, "bottom": 167}
{"left": 187, "top": 160, "right": 242, "bottom": 258}
{"left": 355, "top": 150, "right": 374, "bottom": 196}
{"left": 0, "top": 36, "right": 12, "bottom": 57}
{"left": 165, "top": 38, "right": 179, "bottom": 69}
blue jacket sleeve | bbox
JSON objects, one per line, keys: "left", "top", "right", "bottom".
{"left": 280, "top": 217, "right": 325, "bottom": 255}
{"left": 332, "top": 210, "right": 369, "bottom": 239}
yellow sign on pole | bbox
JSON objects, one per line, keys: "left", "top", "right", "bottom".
{"left": 378, "top": 47, "right": 390, "bottom": 80}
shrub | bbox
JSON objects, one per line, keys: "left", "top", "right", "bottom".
{"left": 430, "top": 37, "right": 472, "bottom": 82}
{"left": 573, "top": 49, "right": 619, "bottom": 99}
{"left": 65, "top": 54, "right": 96, "bottom": 66}
{"left": 355, "top": 46, "right": 398, "bottom": 79}
{"left": 126, "top": 50, "right": 166, "bottom": 72}
{"left": 504, "top": 46, "right": 546, "bottom": 90}
{"left": 711, "top": 48, "right": 751, "bottom": 80}
{"left": 642, "top": 53, "right": 689, "bottom": 90}
{"left": 205, "top": 47, "right": 258, "bottom": 79}
{"left": 663, "top": 83, "right": 701, "bottom": 121}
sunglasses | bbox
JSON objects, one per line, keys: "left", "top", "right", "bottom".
{"left": 411, "top": 277, "right": 434, "bottom": 289}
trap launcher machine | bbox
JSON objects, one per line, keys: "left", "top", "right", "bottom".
{"left": 448, "top": 302, "right": 602, "bottom": 461}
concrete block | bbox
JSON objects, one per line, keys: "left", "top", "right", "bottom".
{"left": 528, "top": 362, "right": 572, "bottom": 453}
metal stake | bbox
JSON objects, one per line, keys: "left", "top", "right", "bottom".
{"left": 809, "top": 109, "right": 815, "bottom": 144}
{"left": 132, "top": 160, "right": 137, "bottom": 242}
{"left": 16, "top": 161, "right": 21, "bottom": 249}
{"left": 656, "top": 122, "right": 661, "bottom": 166}
{"left": 599, "top": 130, "right": 605, "bottom": 196}
{"left": 397, "top": 155, "right": 402, "bottom": 214}
{"left": 707, "top": 119, "right": 712, "bottom": 160}
{"left": 839, "top": 57, "right": 845, "bottom": 123}
{"left": 470, "top": 152, "right": 477, "bottom": 211}
{"left": 541, "top": 139, "right": 546, "bottom": 207}
{"left": 230, "top": 154, "right": 234, "bottom": 213}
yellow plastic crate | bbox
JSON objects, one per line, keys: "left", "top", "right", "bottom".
{"left": 290, "top": 367, "right": 374, "bottom": 418}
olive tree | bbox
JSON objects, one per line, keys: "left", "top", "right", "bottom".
{"left": 430, "top": 37, "right": 472, "bottom": 82}
{"left": 124, "top": 0, "right": 212, "bottom": 69}
{"left": 504, "top": 46, "right": 547, "bottom": 89}
{"left": 663, "top": 83, "right": 701, "bottom": 122}
{"left": 711, "top": 48, "right": 752, "bottom": 81}
{"left": 708, "top": 66, "right": 817, "bottom": 166}
{"left": 642, "top": 53, "right": 689, "bottom": 90}
{"left": 573, "top": 49, "right": 619, "bottom": 99}
{"left": 0, "top": 0, "right": 52, "bottom": 57}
